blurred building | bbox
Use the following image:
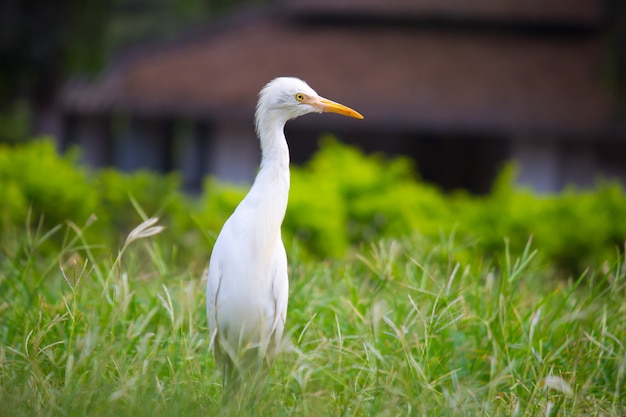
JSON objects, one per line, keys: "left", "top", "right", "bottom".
{"left": 59, "top": 0, "right": 626, "bottom": 193}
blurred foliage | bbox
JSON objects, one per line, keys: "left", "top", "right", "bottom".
{"left": 0, "top": 0, "right": 257, "bottom": 103}
{"left": 0, "top": 139, "right": 96, "bottom": 229}
{"left": 0, "top": 0, "right": 112, "bottom": 103}
{"left": 0, "top": 0, "right": 264, "bottom": 145}
{"left": 106, "top": 0, "right": 270, "bottom": 53}
{"left": 0, "top": 100, "right": 33, "bottom": 143}
{"left": 0, "top": 0, "right": 268, "bottom": 101}
{"left": 0, "top": 139, "right": 183, "bottom": 257}
{"left": 1, "top": 138, "right": 625, "bottom": 276}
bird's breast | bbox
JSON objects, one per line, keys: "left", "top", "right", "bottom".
{"left": 211, "top": 226, "right": 287, "bottom": 345}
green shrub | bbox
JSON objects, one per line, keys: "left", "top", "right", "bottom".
{"left": 0, "top": 139, "right": 98, "bottom": 234}
{"left": 286, "top": 138, "right": 626, "bottom": 273}
{"left": 0, "top": 137, "right": 625, "bottom": 275}
{"left": 0, "top": 140, "right": 190, "bottom": 261}
{"left": 96, "top": 168, "right": 184, "bottom": 244}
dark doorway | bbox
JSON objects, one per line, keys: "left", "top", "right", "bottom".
{"left": 407, "top": 134, "right": 508, "bottom": 194}
{"left": 287, "top": 124, "right": 507, "bottom": 194}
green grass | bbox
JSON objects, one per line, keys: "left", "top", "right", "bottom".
{"left": 1, "top": 218, "right": 625, "bottom": 416}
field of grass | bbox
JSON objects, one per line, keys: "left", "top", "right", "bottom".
{"left": 1, "top": 217, "right": 625, "bottom": 416}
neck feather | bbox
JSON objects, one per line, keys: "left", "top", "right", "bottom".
{"left": 256, "top": 111, "right": 290, "bottom": 169}
{"left": 238, "top": 110, "right": 290, "bottom": 250}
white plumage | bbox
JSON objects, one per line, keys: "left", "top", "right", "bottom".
{"left": 205, "top": 77, "right": 362, "bottom": 380}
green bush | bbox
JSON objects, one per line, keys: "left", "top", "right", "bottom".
{"left": 96, "top": 168, "right": 184, "bottom": 243}
{"left": 287, "top": 138, "right": 626, "bottom": 273}
{"left": 288, "top": 138, "right": 451, "bottom": 257}
{"left": 0, "top": 139, "right": 98, "bottom": 233}
{"left": 0, "top": 140, "right": 189, "bottom": 261}
{"left": 0, "top": 138, "right": 625, "bottom": 275}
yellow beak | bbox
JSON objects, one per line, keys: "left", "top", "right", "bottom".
{"left": 309, "top": 96, "right": 364, "bottom": 119}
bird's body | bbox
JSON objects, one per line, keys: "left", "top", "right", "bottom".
{"left": 205, "top": 77, "right": 362, "bottom": 380}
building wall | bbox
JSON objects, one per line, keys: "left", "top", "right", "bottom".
{"left": 208, "top": 124, "right": 260, "bottom": 184}
{"left": 511, "top": 137, "right": 626, "bottom": 191}
{"left": 62, "top": 113, "right": 626, "bottom": 193}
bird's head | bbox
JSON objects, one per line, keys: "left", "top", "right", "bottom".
{"left": 255, "top": 77, "right": 363, "bottom": 131}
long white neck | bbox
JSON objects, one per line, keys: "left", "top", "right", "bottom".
{"left": 236, "top": 111, "right": 290, "bottom": 253}
{"left": 257, "top": 110, "right": 290, "bottom": 171}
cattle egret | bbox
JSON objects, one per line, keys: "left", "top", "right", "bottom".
{"left": 205, "top": 77, "right": 363, "bottom": 382}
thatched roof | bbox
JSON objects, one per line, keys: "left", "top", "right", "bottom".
{"left": 62, "top": 0, "right": 624, "bottom": 138}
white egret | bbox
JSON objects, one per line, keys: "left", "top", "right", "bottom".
{"left": 205, "top": 77, "right": 363, "bottom": 382}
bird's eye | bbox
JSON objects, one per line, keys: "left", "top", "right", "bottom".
{"left": 295, "top": 93, "right": 305, "bottom": 102}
